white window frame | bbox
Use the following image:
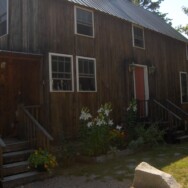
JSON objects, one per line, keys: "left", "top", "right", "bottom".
{"left": 76, "top": 56, "right": 97, "bottom": 92}
{"left": 186, "top": 43, "right": 188, "bottom": 60}
{"left": 0, "top": 0, "right": 9, "bottom": 38}
{"left": 49, "top": 53, "right": 74, "bottom": 92}
{"left": 180, "top": 71, "right": 188, "bottom": 104}
{"left": 132, "top": 24, "right": 145, "bottom": 49}
{"left": 74, "top": 6, "right": 94, "bottom": 38}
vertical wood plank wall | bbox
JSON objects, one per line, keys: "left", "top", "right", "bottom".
{"left": 0, "top": 0, "right": 187, "bottom": 139}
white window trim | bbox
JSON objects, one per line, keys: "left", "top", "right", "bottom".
{"left": 49, "top": 53, "right": 74, "bottom": 93}
{"left": 132, "top": 24, "right": 145, "bottom": 49}
{"left": 180, "top": 71, "right": 188, "bottom": 104}
{"left": 76, "top": 56, "right": 97, "bottom": 92}
{"left": 74, "top": 6, "right": 95, "bottom": 38}
{"left": 0, "top": 0, "right": 9, "bottom": 38}
{"left": 186, "top": 43, "right": 188, "bottom": 61}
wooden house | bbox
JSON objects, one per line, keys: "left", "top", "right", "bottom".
{"left": 0, "top": 0, "right": 188, "bottom": 185}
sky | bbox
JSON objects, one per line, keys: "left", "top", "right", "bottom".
{"left": 159, "top": 0, "right": 188, "bottom": 28}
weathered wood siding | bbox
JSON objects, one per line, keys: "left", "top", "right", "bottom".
{"left": 0, "top": 0, "right": 187, "bottom": 139}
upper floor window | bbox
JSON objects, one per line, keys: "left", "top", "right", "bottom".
{"left": 76, "top": 56, "right": 97, "bottom": 92}
{"left": 180, "top": 72, "right": 188, "bottom": 103}
{"left": 132, "top": 25, "right": 145, "bottom": 49}
{"left": 186, "top": 43, "right": 188, "bottom": 60}
{"left": 75, "top": 6, "right": 94, "bottom": 37}
{"left": 0, "top": 0, "right": 8, "bottom": 37}
{"left": 49, "top": 53, "right": 74, "bottom": 92}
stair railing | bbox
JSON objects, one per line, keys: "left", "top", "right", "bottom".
{"left": 165, "top": 99, "right": 188, "bottom": 131}
{"left": 0, "top": 137, "right": 6, "bottom": 179}
{"left": 152, "top": 100, "right": 182, "bottom": 130}
{"left": 166, "top": 99, "right": 188, "bottom": 117}
{"left": 18, "top": 105, "right": 53, "bottom": 150}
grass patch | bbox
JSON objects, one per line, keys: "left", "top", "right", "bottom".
{"left": 59, "top": 143, "right": 188, "bottom": 188}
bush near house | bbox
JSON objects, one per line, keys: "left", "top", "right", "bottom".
{"left": 79, "top": 103, "right": 127, "bottom": 156}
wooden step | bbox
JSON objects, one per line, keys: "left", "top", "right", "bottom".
{"left": 3, "top": 150, "right": 33, "bottom": 164}
{"left": 4, "top": 140, "right": 30, "bottom": 153}
{"left": 1, "top": 171, "right": 48, "bottom": 188}
{"left": 2, "top": 161, "right": 30, "bottom": 177}
{"left": 176, "top": 135, "right": 188, "bottom": 143}
{"left": 2, "top": 171, "right": 52, "bottom": 188}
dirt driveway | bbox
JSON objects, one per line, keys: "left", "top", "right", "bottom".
{"left": 16, "top": 176, "right": 132, "bottom": 188}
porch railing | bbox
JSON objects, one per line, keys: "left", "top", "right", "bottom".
{"left": 18, "top": 105, "right": 53, "bottom": 149}
{"left": 137, "top": 99, "right": 183, "bottom": 131}
{"left": 0, "top": 137, "right": 6, "bottom": 179}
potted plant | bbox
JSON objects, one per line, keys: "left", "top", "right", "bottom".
{"left": 28, "top": 148, "right": 58, "bottom": 172}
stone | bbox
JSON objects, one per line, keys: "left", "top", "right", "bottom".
{"left": 132, "top": 162, "right": 181, "bottom": 188}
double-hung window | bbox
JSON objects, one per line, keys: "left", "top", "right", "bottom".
{"left": 49, "top": 53, "right": 74, "bottom": 92}
{"left": 132, "top": 25, "right": 145, "bottom": 49}
{"left": 75, "top": 6, "right": 94, "bottom": 37}
{"left": 0, "top": 0, "right": 8, "bottom": 37}
{"left": 76, "top": 56, "right": 97, "bottom": 92}
{"left": 180, "top": 72, "right": 188, "bottom": 103}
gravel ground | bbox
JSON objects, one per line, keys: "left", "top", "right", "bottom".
{"left": 16, "top": 176, "right": 132, "bottom": 188}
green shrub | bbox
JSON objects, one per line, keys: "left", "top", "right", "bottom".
{"left": 125, "top": 99, "right": 138, "bottom": 141}
{"left": 28, "top": 148, "right": 58, "bottom": 172}
{"left": 128, "top": 123, "right": 165, "bottom": 150}
{"left": 79, "top": 103, "right": 113, "bottom": 156}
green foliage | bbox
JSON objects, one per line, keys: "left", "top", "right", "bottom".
{"left": 176, "top": 6, "right": 188, "bottom": 36}
{"left": 128, "top": 123, "right": 165, "bottom": 150}
{"left": 79, "top": 103, "right": 127, "bottom": 156}
{"left": 28, "top": 148, "right": 58, "bottom": 172}
{"left": 125, "top": 99, "right": 138, "bottom": 141}
{"left": 129, "top": 0, "right": 172, "bottom": 24}
{"left": 80, "top": 103, "right": 113, "bottom": 156}
{"left": 109, "top": 129, "right": 127, "bottom": 149}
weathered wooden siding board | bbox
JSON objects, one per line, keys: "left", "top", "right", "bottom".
{"left": 0, "top": 0, "right": 188, "bottom": 139}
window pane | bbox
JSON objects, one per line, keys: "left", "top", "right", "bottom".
{"left": 51, "top": 55, "right": 73, "bottom": 91}
{"left": 78, "top": 58, "right": 96, "bottom": 91}
{"left": 76, "top": 8, "right": 93, "bottom": 36}
{"left": 133, "top": 26, "right": 144, "bottom": 48}
{"left": 58, "top": 62, "right": 64, "bottom": 72}
{"left": 52, "top": 61, "right": 58, "bottom": 72}
{"left": 79, "top": 77, "right": 95, "bottom": 91}
{"left": 65, "top": 62, "right": 71, "bottom": 72}
{"left": 0, "top": 0, "right": 7, "bottom": 36}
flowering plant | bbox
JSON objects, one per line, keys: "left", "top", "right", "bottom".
{"left": 28, "top": 148, "right": 58, "bottom": 172}
{"left": 109, "top": 125, "right": 127, "bottom": 149}
{"left": 126, "top": 99, "right": 138, "bottom": 141}
{"left": 79, "top": 103, "right": 114, "bottom": 156}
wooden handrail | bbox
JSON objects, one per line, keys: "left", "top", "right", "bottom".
{"left": 0, "top": 137, "right": 5, "bottom": 179}
{"left": 153, "top": 100, "right": 182, "bottom": 121}
{"left": 18, "top": 105, "right": 53, "bottom": 149}
{"left": 166, "top": 99, "right": 188, "bottom": 116}
{"left": 0, "top": 137, "right": 6, "bottom": 148}
{"left": 25, "top": 105, "right": 41, "bottom": 109}
{"left": 20, "top": 106, "right": 53, "bottom": 141}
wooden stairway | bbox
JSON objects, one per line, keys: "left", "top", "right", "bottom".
{"left": 0, "top": 138, "right": 48, "bottom": 188}
{"left": 136, "top": 99, "right": 188, "bottom": 144}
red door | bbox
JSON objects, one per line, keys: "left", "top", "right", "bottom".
{"left": 134, "top": 66, "right": 148, "bottom": 117}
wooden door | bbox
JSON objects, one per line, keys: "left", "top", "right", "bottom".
{"left": 134, "top": 66, "right": 149, "bottom": 117}
{"left": 0, "top": 58, "right": 41, "bottom": 137}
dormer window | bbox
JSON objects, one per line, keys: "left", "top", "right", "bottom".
{"left": 132, "top": 25, "right": 145, "bottom": 49}
{"left": 0, "top": 0, "right": 8, "bottom": 37}
{"left": 75, "top": 6, "right": 94, "bottom": 37}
